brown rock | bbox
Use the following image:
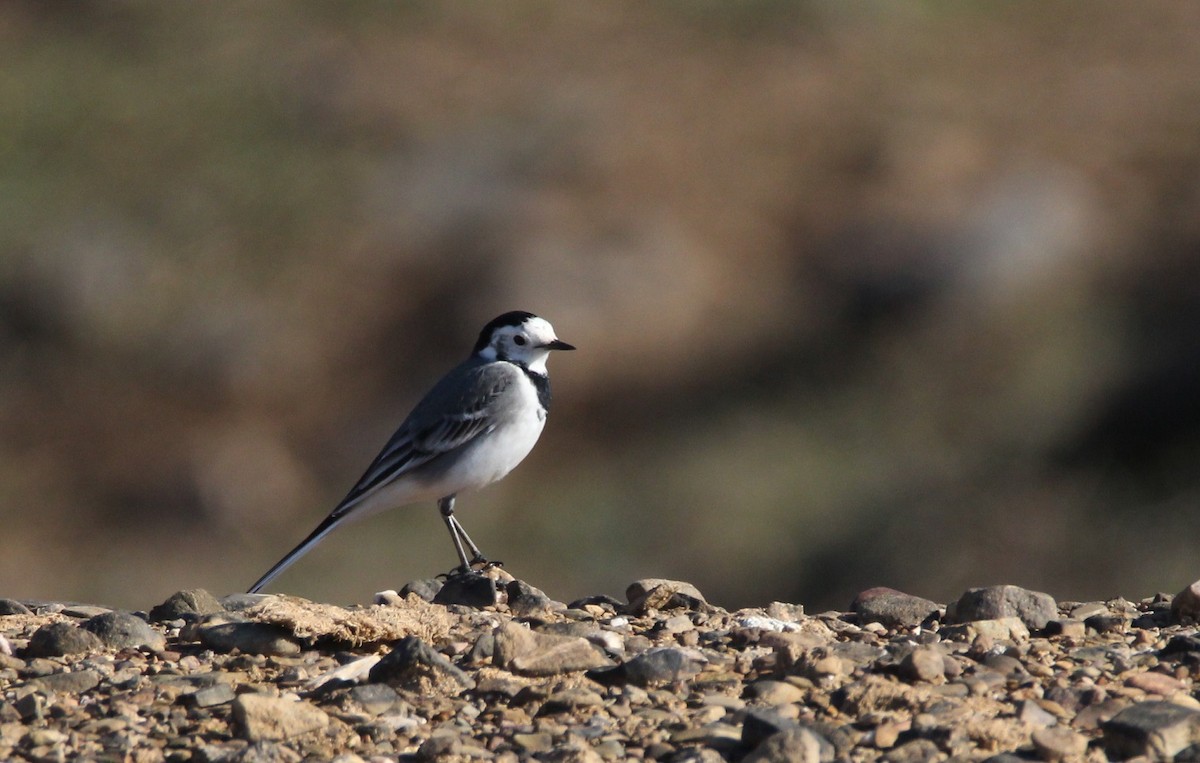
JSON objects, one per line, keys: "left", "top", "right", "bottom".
{"left": 232, "top": 694, "right": 330, "bottom": 741}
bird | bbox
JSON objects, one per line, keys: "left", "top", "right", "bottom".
{"left": 247, "top": 311, "right": 575, "bottom": 594}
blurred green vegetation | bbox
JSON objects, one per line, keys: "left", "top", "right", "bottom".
{"left": 2, "top": 1, "right": 1200, "bottom": 611}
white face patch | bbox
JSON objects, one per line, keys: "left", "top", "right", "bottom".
{"left": 486, "top": 316, "right": 563, "bottom": 374}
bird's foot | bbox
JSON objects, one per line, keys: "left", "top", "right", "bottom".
{"left": 471, "top": 555, "right": 503, "bottom": 570}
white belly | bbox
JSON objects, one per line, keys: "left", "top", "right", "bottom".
{"left": 350, "top": 371, "right": 547, "bottom": 515}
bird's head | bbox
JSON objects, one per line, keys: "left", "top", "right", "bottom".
{"left": 474, "top": 311, "right": 574, "bottom": 373}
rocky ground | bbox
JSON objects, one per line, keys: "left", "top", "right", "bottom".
{"left": 3, "top": 573, "right": 1200, "bottom": 762}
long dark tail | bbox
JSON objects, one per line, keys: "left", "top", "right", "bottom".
{"left": 247, "top": 513, "right": 346, "bottom": 594}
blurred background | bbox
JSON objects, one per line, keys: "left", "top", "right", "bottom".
{"left": 2, "top": 2, "right": 1200, "bottom": 613}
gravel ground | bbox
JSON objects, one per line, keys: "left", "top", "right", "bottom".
{"left": 3, "top": 573, "right": 1200, "bottom": 762}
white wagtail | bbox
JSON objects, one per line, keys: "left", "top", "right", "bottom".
{"left": 247, "top": 311, "right": 574, "bottom": 593}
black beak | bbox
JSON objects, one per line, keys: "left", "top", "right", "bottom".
{"left": 544, "top": 339, "right": 575, "bottom": 351}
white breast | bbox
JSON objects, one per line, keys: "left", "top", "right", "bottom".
{"left": 436, "top": 369, "right": 546, "bottom": 494}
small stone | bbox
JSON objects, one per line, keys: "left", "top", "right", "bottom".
{"left": 28, "top": 668, "right": 102, "bottom": 694}
{"left": 741, "top": 708, "right": 800, "bottom": 749}
{"left": 149, "top": 589, "right": 225, "bottom": 621}
{"left": 398, "top": 578, "right": 443, "bottom": 602}
{"left": 1171, "top": 580, "right": 1200, "bottom": 625}
{"left": 881, "top": 738, "right": 942, "bottom": 763}
{"left": 232, "top": 693, "right": 330, "bottom": 742}
{"left": 851, "top": 587, "right": 941, "bottom": 628}
{"left": 1043, "top": 619, "right": 1086, "bottom": 638}
{"left": 1125, "top": 671, "right": 1186, "bottom": 696}
{"left": 624, "top": 579, "right": 707, "bottom": 614}
{"left": 433, "top": 572, "right": 499, "bottom": 608}
{"left": 493, "top": 621, "right": 613, "bottom": 676}
{"left": 1103, "top": 700, "right": 1200, "bottom": 759}
{"left": 25, "top": 728, "right": 67, "bottom": 746}
{"left": 191, "top": 684, "right": 237, "bottom": 708}
{"left": 950, "top": 585, "right": 1057, "bottom": 630}
{"left": 368, "top": 635, "right": 474, "bottom": 693}
{"left": 942, "top": 616, "right": 1030, "bottom": 642}
{"left": 1018, "top": 699, "right": 1058, "bottom": 728}
{"left": 899, "top": 646, "right": 944, "bottom": 683}
{"left": 349, "top": 683, "right": 399, "bottom": 715}
{"left": 743, "top": 727, "right": 823, "bottom": 763}
{"left": 197, "top": 621, "right": 302, "bottom": 656}
{"left": 1069, "top": 601, "right": 1109, "bottom": 619}
{"left": 24, "top": 621, "right": 104, "bottom": 657}
{"left": 1031, "top": 726, "right": 1088, "bottom": 761}
{"left": 513, "top": 732, "right": 554, "bottom": 753}
{"left": 1086, "top": 614, "right": 1127, "bottom": 634}
{"left": 507, "top": 579, "right": 560, "bottom": 615}
{"left": 542, "top": 687, "right": 604, "bottom": 712}
{"left": 0, "top": 599, "right": 32, "bottom": 615}
{"left": 746, "top": 679, "right": 806, "bottom": 705}
{"left": 81, "top": 611, "right": 166, "bottom": 651}
{"left": 613, "top": 647, "right": 703, "bottom": 687}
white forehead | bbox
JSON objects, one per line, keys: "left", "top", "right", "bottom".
{"left": 519, "top": 316, "right": 556, "bottom": 340}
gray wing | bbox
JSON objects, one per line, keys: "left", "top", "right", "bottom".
{"left": 329, "top": 359, "right": 516, "bottom": 518}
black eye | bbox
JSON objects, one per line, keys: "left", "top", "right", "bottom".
{"left": 513, "top": 335, "right": 527, "bottom": 346}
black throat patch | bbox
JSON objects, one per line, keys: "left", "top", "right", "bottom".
{"left": 518, "top": 365, "right": 552, "bottom": 412}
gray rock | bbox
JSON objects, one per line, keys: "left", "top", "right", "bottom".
{"left": 950, "top": 585, "right": 1057, "bottom": 630}
{"left": 507, "top": 579, "right": 560, "bottom": 615}
{"left": 28, "top": 668, "right": 102, "bottom": 694}
{"left": 232, "top": 693, "right": 330, "bottom": 741}
{"left": 851, "top": 587, "right": 941, "bottom": 628}
{"left": 81, "top": 611, "right": 166, "bottom": 651}
{"left": 882, "top": 738, "right": 942, "bottom": 762}
{"left": 899, "top": 646, "right": 944, "bottom": 683}
{"left": 1103, "top": 700, "right": 1200, "bottom": 759}
{"left": 1085, "top": 614, "right": 1127, "bottom": 634}
{"left": 149, "top": 589, "right": 225, "bottom": 622}
{"left": 398, "top": 578, "right": 443, "bottom": 602}
{"left": 24, "top": 621, "right": 104, "bottom": 657}
{"left": 742, "top": 708, "right": 800, "bottom": 749}
{"left": 1171, "top": 580, "right": 1200, "bottom": 625}
{"left": 197, "top": 621, "right": 302, "bottom": 656}
{"left": 493, "top": 621, "right": 613, "bottom": 676}
{"left": 0, "top": 598, "right": 32, "bottom": 615}
{"left": 624, "top": 578, "right": 707, "bottom": 615}
{"left": 616, "top": 646, "right": 703, "bottom": 687}
{"left": 349, "top": 683, "right": 399, "bottom": 715}
{"left": 1031, "top": 726, "right": 1088, "bottom": 761}
{"left": 190, "top": 684, "right": 238, "bottom": 707}
{"left": 368, "top": 635, "right": 474, "bottom": 693}
{"left": 743, "top": 727, "right": 824, "bottom": 763}
{"left": 433, "top": 572, "right": 499, "bottom": 608}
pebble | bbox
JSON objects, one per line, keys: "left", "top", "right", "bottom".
{"left": 81, "top": 611, "right": 166, "bottom": 651}
{"left": 24, "top": 621, "right": 104, "bottom": 657}
{"left": 149, "top": 589, "right": 226, "bottom": 622}
{"left": 898, "top": 646, "right": 944, "bottom": 683}
{"left": 950, "top": 585, "right": 1058, "bottom": 630}
{"left": 1102, "top": 700, "right": 1200, "bottom": 759}
{"left": 1030, "top": 726, "right": 1088, "bottom": 760}
{"left": 609, "top": 646, "right": 703, "bottom": 687}
{"left": 743, "top": 727, "right": 824, "bottom": 763}
{"left": 433, "top": 572, "right": 499, "bottom": 608}
{"left": 492, "top": 621, "right": 613, "bottom": 676}
{"left": 232, "top": 693, "right": 330, "bottom": 741}
{"left": 851, "top": 587, "right": 941, "bottom": 628}
{"left": 3, "top": 580, "right": 1199, "bottom": 762}
{"left": 1171, "top": 579, "right": 1200, "bottom": 625}
{"left": 197, "top": 621, "right": 302, "bottom": 656}
{"left": 368, "top": 635, "right": 475, "bottom": 693}
{"left": 624, "top": 579, "right": 707, "bottom": 615}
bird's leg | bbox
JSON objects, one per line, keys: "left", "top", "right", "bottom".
{"left": 447, "top": 515, "right": 499, "bottom": 568}
{"left": 438, "top": 496, "right": 500, "bottom": 574}
{"left": 439, "top": 496, "right": 472, "bottom": 574}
